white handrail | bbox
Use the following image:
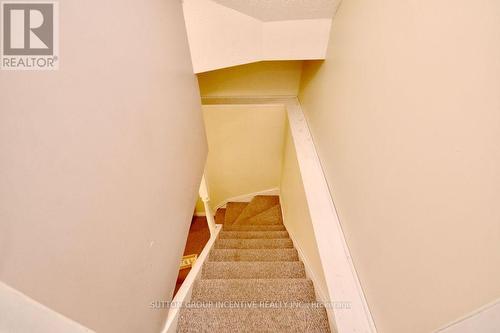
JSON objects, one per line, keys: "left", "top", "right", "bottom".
{"left": 285, "top": 97, "right": 376, "bottom": 333}
{"left": 161, "top": 224, "right": 222, "bottom": 333}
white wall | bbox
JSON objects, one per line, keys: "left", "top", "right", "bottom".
{"left": 262, "top": 19, "right": 331, "bottom": 60}
{"left": 203, "top": 104, "right": 286, "bottom": 208}
{"left": 299, "top": 0, "right": 500, "bottom": 332}
{"left": 183, "top": 0, "right": 331, "bottom": 73}
{"left": 0, "top": 282, "right": 93, "bottom": 333}
{"left": 183, "top": 0, "right": 262, "bottom": 73}
{"left": 0, "top": 1, "right": 207, "bottom": 332}
{"left": 438, "top": 300, "right": 500, "bottom": 333}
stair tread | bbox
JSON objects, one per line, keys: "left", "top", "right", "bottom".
{"left": 223, "top": 224, "right": 286, "bottom": 231}
{"left": 225, "top": 202, "right": 248, "bottom": 224}
{"left": 192, "top": 279, "right": 316, "bottom": 302}
{"left": 215, "top": 238, "right": 293, "bottom": 249}
{"left": 215, "top": 208, "right": 226, "bottom": 225}
{"left": 234, "top": 195, "right": 280, "bottom": 223}
{"left": 209, "top": 248, "right": 299, "bottom": 262}
{"left": 178, "top": 306, "right": 330, "bottom": 333}
{"left": 202, "top": 261, "right": 305, "bottom": 279}
{"left": 177, "top": 196, "right": 330, "bottom": 332}
{"left": 240, "top": 204, "right": 283, "bottom": 225}
{"left": 219, "top": 231, "right": 289, "bottom": 239}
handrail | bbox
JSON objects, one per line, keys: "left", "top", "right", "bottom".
{"left": 199, "top": 174, "right": 216, "bottom": 236}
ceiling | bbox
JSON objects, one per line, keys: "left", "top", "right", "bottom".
{"left": 212, "top": 0, "right": 339, "bottom": 21}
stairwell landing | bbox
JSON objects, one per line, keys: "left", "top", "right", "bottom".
{"left": 177, "top": 195, "right": 331, "bottom": 332}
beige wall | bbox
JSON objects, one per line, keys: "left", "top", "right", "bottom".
{"left": 183, "top": 0, "right": 331, "bottom": 73}
{"left": 0, "top": 1, "right": 206, "bottom": 332}
{"left": 280, "top": 129, "right": 328, "bottom": 300}
{"left": 299, "top": 1, "right": 500, "bottom": 332}
{"left": 198, "top": 61, "right": 303, "bottom": 98}
{"left": 203, "top": 104, "right": 286, "bottom": 208}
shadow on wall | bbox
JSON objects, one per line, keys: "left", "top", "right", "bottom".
{"left": 299, "top": 60, "right": 324, "bottom": 93}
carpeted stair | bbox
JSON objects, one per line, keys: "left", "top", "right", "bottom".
{"left": 177, "top": 195, "right": 331, "bottom": 332}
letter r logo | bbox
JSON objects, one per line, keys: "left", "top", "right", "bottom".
{"left": 2, "top": 2, "right": 54, "bottom": 55}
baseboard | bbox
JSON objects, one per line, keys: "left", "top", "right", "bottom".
{"left": 193, "top": 212, "right": 206, "bottom": 217}
{"left": 161, "top": 224, "right": 222, "bottom": 333}
{"left": 213, "top": 188, "right": 280, "bottom": 211}
{"left": 435, "top": 298, "right": 500, "bottom": 333}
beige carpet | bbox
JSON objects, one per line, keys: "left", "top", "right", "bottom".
{"left": 246, "top": 204, "right": 283, "bottom": 225}
{"left": 215, "top": 208, "right": 225, "bottom": 225}
{"left": 225, "top": 202, "right": 248, "bottom": 224}
{"left": 177, "top": 196, "right": 331, "bottom": 332}
{"left": 233, "top": 195, "right": 280, "bottom": 224}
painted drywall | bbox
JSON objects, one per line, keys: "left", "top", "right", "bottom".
{"left": 182, "top": 0, "right": 331, "bottom": 73}
{"left": 262, "top": 19, "right": 331, "bottom": 60}
{"left": 299, "top": 1, "right": 500, "bottom": 332}
{"left": 183, "top": 0, "right": 262, "bottom": 73}
{"left": 0, "top": 1, "right": 207, "bottom": 332}
{"left": 203, "top": 104, "right": 286, "bottom": 208}
{"left": 437, "top": 299, "right": 500, "bottom": 333}
{"left": 280, "top": 128, "right": 328, "bottom": 300}
{"left": 0, "top": 282, "right": 93, "bottom": 333}
{"left": 198, "top": 61, "right": 303, "bottom": 98}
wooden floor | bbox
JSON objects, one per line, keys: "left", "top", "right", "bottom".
{"left": 173, "top": 216, "right": 210, "bottom": 296}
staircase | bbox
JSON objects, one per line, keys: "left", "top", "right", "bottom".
{"left": 177, "top": 195, "right": 331, "bottom": 332}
